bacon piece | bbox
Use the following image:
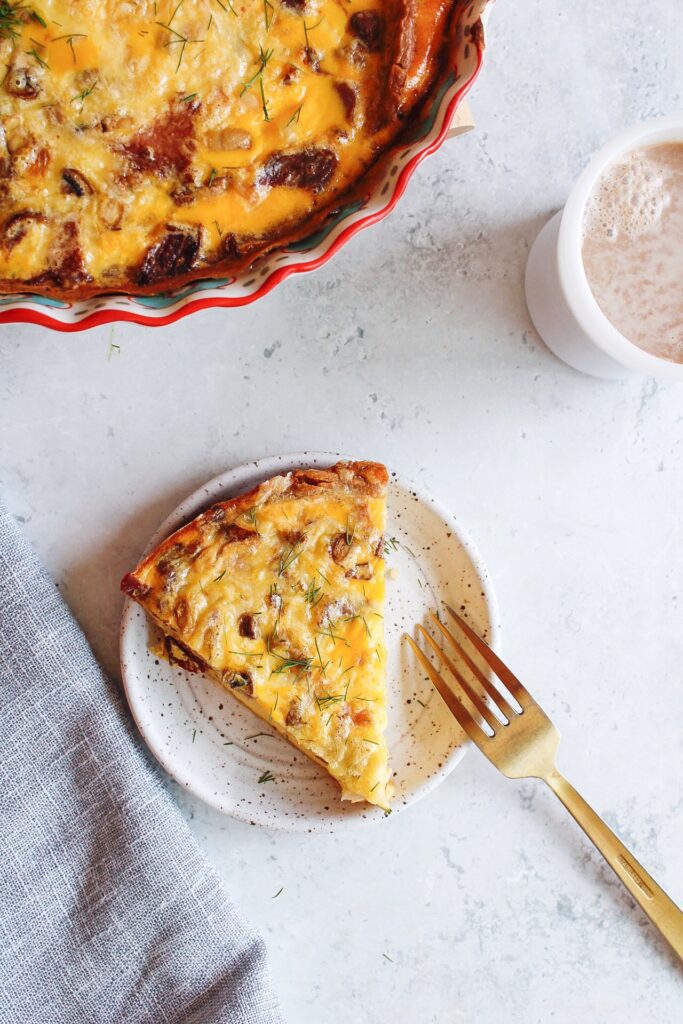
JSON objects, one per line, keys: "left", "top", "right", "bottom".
{"left": 261, "top": 148, "right": 338, "bottom": 193}
{"left": 335, "top": 81, "right": 357, "bottom": 121}
{"left": 121, "top": 102, "right": 198, "bottom": 178}
{"left": 27, "top": 220, "right": 91, "bottom": 289}
{"left": 120, "top": 573, "right": 152, "bottom": 600}
{"left": 1, "top": 211, "right": 47, "bottom": 251}
{"left": 349, "top": 11, "right": 384, "bottom": 51}
{"left": 61, "top": 168, "right": 94, "bottom": 197}
{"left": 136, "top": 226, "right": 200, "bottom": 285}
{"left": 238, "top": 613, "right": 258, "bottom": 639}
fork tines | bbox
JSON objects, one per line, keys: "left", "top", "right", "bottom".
{"left": 404, "top": 606, "right": 529, "bottom": 742}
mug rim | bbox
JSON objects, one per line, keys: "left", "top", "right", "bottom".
{"left": 557, "top": 114, "right": 683, "bottom": 379}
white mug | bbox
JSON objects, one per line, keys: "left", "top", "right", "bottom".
{"left": 525, "top": 115, "right": 683, "bottom": 381}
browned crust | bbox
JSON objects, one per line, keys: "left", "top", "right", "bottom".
{"left": 0, "top": 1, "right": 469, "bottom": 300}
{"left": 121, "top": 460, "right": 388, "bottom": 599}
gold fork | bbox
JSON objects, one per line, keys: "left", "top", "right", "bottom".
{"left": 405, "top": 607, "right": 683, "bottom": 959}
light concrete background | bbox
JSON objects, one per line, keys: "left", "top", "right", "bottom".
{"left": 1, "top": 1, "right": 682, "bottom": 1021}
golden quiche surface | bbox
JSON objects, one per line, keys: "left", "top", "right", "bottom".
{"left": 121, "top": 461, "right": 392, "bottom": 809}
{"left": 0, "top": 0, "right": 459, "bottom": 296}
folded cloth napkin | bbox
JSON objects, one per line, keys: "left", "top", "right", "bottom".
{"left": 0, "top": 504, "right": 283, "bottom": 1024}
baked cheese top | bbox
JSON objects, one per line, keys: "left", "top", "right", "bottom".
{"left": 0, "top": 1, "right": 453, "bottom": 293}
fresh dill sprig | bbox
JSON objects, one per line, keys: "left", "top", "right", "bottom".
{"left": 303, "top": 16, "right": 323, "bottom": 49}
{"left": 316, "top": 693, "right": 344, "bottom": 710}
{"left": 52, "top": 32, "right": 87, "bottom": 64}
{"left": 383, "top": 536, "right": 399, "bottom": 555}
{"left": 213, "top": 0, "right": 237, "bottom": 16}
{"left": 314, "top": 635, "right": 327, "bottom": 676}
{"left": 278, "top": 539, "right": 302, "bottom": 576}
{"left": 240, "top": 44, "right": 273, "bottom": 98}
{"left": 71, "top": 76, "right": 98, "bottom": 108}
{"left": 0, "top": 2, "right": 25, "bottom": 41}
{"left": 316, "top": 627, "right": 350, "bottom": 648}
{"left": 258, "top": 770, "right": 276, "bottom": 784}
{"left": 304, "top": 578, "right": 323, "bottom": 605}
{"left": 285, "top": 102, "right": 304, "bottom": 127}
{"left": 241, "top": 505, "right": 258, "bottom": 528}
{"left": 263, "top": 0, "right": 273, "bottom": 31}
{"left": 25, "top": 44, "right": 47, "bottom": 67}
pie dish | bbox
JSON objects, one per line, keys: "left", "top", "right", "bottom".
{"left": 0, "top": 0, "right": 489, "bottom": 329}
{"left": 1, "top": 0, "right": 476, "bottom": 298}
{"left": 121, "top": 460, "right": 392, "bottom": 808}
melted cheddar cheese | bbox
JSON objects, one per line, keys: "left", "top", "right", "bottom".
{"left": 122, "top": 462, "right": 392, "bottom": 809}
{"left": 0, "top": 0, "right": 454, "bottom": 293}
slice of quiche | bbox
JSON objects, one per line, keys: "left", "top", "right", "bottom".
{"left": 121, "top": 461, "right": 391, "bottom": 809}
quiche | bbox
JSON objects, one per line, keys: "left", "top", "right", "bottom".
{"left": 121, "top": 461, "right": 392, "bottom": 809}
{"left": 0, "top": 0, "right": 461, "bottom": 297}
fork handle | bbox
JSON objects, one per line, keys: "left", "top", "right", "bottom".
{"left": 546, "top": 770, "right": 683, "bottom": 959}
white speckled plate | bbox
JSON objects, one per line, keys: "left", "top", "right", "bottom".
{"left": 120, "top": 453, "right": 500, "bottom": 832}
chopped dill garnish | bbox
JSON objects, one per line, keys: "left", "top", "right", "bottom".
{"left": 241, "top": 506, "right": 258, "bottom": 528}
{"left": 316, "top": 693, "right": 343, "bottom": 710}
{"left": 180, "top": 91, "right": 198, "bottom": 102}
{"left": 314, "top": 636, "right": 327, "bottom": 676}
{"left": 304, "top": 578, "right": 323, "bottom": 605}
{"left": 383, "top": 536, "right": 399, "bottom": 555}
{"left": 0, "top": 2, "right": 25, "bottom": 41}
{"left": 316, "top": 627, "right": 350, "bottom": 648}
{"left": 71, "top": 76, "right": 98, "bottom": 108}
{"left": 168, "top": 0, "right": 185, "bottom": 26}
{"left": 382, "top": 952, "right": 394, "bottom": 962}
{"left": 303, "top": 16, "right": 323, "bottom": 49}
{"left": 240, "top": 44, "right": 273, "bottom": 97}
{"left": 271, "top": 655, "right": 312, "bottom": 675}
{"left": 263, "top": 0, "right": 274, "bottom": 31}
{"left": 107, "top": 340, "right": 121, "bottom": 360}
{"left": 52, "top": 32, "right": 87, "bottom": 64}
{"left": 258, "top": 770, "right": 276, "bottom": 784}
{"left": 415, "top": 698, "right": 427, "bottom": 708}
{"left": 214, "top": 570, "right": 226, "bottom": 582}
{"left": 371, "top": 781, "right": 380, "bottom": 792}
{"left": 272, "top": 887, "right": 283, "bottom": 899}
{"left": 258, "top": 74, "right": 270, "bottom": 121}
{"left": 278, "top": 539, "right": 302, "bottom": 576}
{"left": 192, "top": 728, "right": 196, "bottom": 743}
{"left": 285, "top": 102, "right": 304, "bottom": 127}
{"left": 25, "top": 45, "right": 47, "bottom": 67}
{"left": 363, "top": 738, "right": 379, "bottom": 746}
{"left": 317, "top": 569, "right": 331, "bottom": 585}
{"left": 244, "top": 732, "right": 271, "bottom": 741}
{"left": 213, "top": 0, "right": 237, "bottom": 16}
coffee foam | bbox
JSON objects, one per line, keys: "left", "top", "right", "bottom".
{"left": 581, "top": 142, "right": 683, "bottom": 363}
{"left": 582, "top": 151, "right": 669, "bottom": 243}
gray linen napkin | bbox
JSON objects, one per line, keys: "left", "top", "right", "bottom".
{"left": 0, "top": 504, "right": 283, "bottom": 1024}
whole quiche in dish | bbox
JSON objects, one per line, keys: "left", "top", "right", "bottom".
{"left": 0, "top": 0, "right": 463, "bottom": 297}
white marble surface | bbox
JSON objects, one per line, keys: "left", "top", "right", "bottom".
{"left": 1, "top": 1, "right": 683, "bottom": 1020}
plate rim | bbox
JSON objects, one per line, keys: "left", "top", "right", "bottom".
{"left": 119, "top": 451, "right": 501, "bottom": 830}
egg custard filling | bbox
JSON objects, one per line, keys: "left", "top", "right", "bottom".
{"left": 121, "top": 462, "right": 392, "bottom": 809}
{"left": 0, "top": 0, "right": 460, "bottom": 296}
